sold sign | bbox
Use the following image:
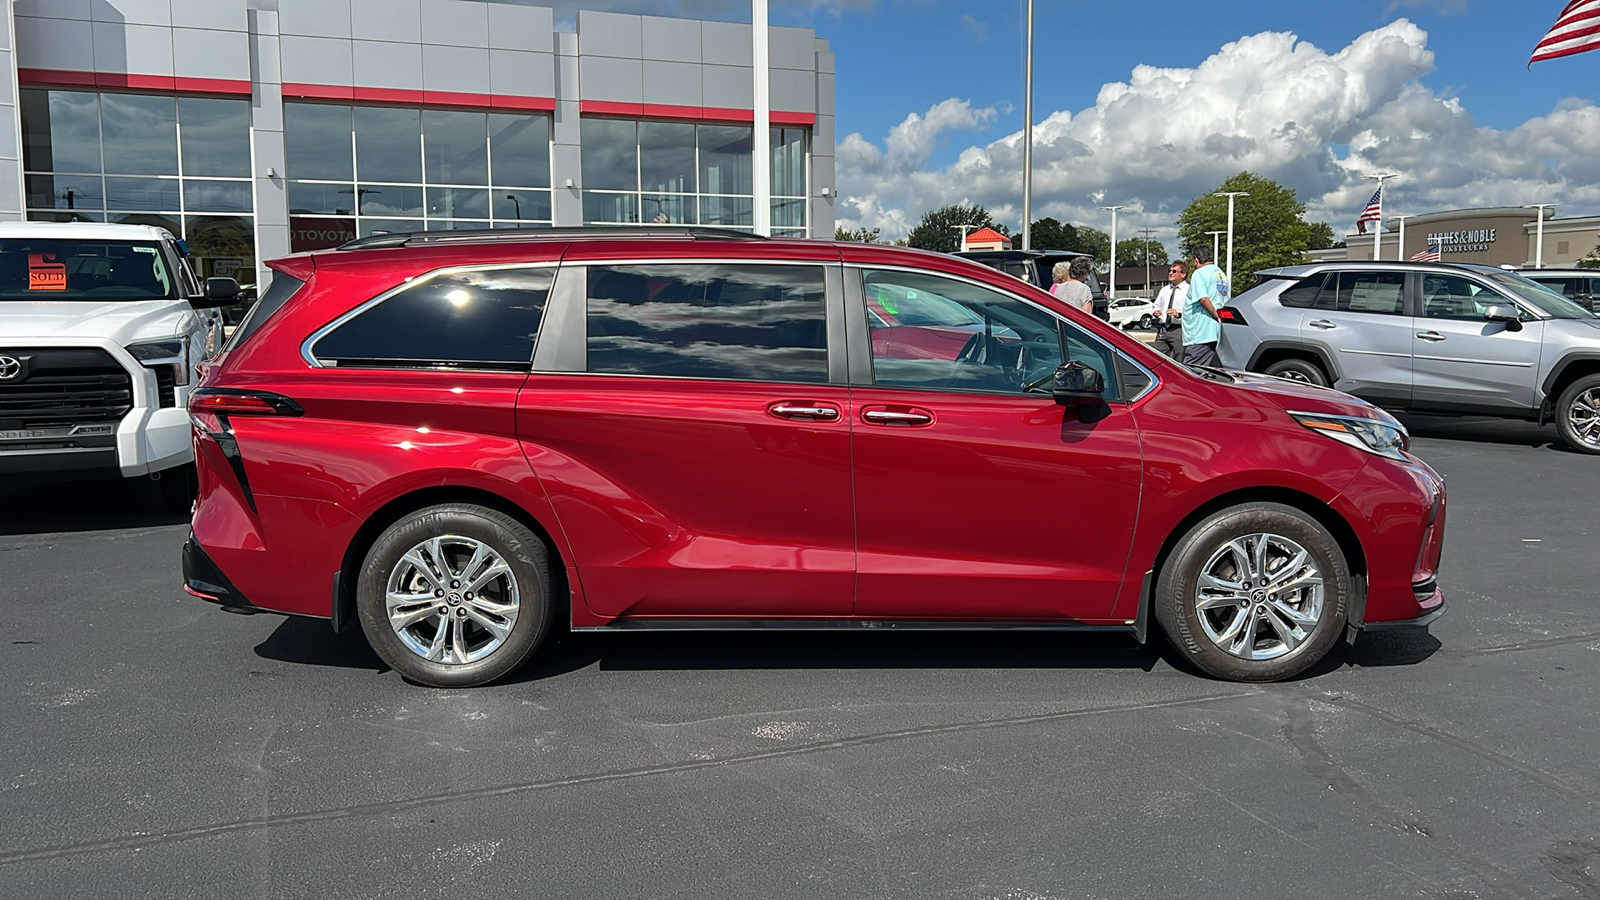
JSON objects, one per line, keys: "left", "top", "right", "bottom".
{"left": 28, "top": 253, "right": 66, "bottom": 291}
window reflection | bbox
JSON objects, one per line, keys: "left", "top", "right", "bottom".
{"left": 21, "top": 89, "right": 101, "bottom": 173}
{"left": 179, "top": 97, "right": 251, "bottom": 178}
{"left": 586, "top": 263, "right": 828, "bottom": 383}
{"left": 355, "top": 106, "right": 422, "bottom": 184}
{"left": 424, "top": 110, "right": 488, "bottom": 185}
{"left": 580, "top": 119, "right": 638, "bottom": 191}
{"left": 285, "top": 104, "right": 355, "bottom": 181}
{"left": 101, "top": 94, "right": 178, "bottom": 175}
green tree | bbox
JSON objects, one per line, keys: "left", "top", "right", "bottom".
{"left": 835, "top": 226, "right": 881, "bottom": 242}
{"left": 1579, "top": 243, "right": 1600, "bottom": 269}
{"left": 1115, "top": 237, "right": 1168, "bottom": 268}
{"left": 906, "top": 204, "right": 996, "bottom": 253}
{"left": 1306, "top": 221, "right": 1336, "bottom": 251}
{"left": 1029, "top": 217, "right": 1072, "bottom": 250}
{"left": 1176, "top": 172, "right": 1317, "bottom": 278}
{"left": 1072, "top": 226, "right": 1113, "bottom": 269}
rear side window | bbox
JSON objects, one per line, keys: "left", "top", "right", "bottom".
{"left": 226, "top": 272, "right": 304, "bottom": 350}
{"left": 311, "top": 267, "right": 551, "bottom": 370}
{"left": 1334, "top": 271, "right": 1406, "bottom": 315}
{"left": 1277, "top": 275, "right": 1327, "bottom": 308}
{"left": 585, "top": 263, "right": 828, "bottom": 383}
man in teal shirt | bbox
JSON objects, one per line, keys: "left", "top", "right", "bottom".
{"left": 1182, "top": 246, "right": 1224, "bottom": 367}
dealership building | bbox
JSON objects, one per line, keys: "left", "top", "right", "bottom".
{"left": 1316, "top": 206, "right": 1600, "bottom": 268}
{"left": 0, "top": 0, "right": 837, "bottom": 288}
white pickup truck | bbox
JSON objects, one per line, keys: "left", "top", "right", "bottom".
{"left": 0, "top": 223, "right": 241, "bottom": 506}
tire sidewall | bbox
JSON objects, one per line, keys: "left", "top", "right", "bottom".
{"left": 1155, "top": 503, "right": 1349, "bottom": 682}
{"left": 1556, "top": 374, "right": 1600, "bottom": 455}
{"left": 1264, "top": 359, "right": 1329, "bottom": 387}
{"left": 357, "top": 505, "right": 550, "bottom": 688}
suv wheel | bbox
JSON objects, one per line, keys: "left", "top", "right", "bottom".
{"left": 1555, "top": 374, "right": 1600, "bottom": 455}
{"left": 1154, "top": 503, "right": 1349, "bottom": 682}
{"left": 357, "top": 504, "right": 551, "bottom": 687}
{"left": 1138, "top": 314, "right": 1154, "bottom": 330}
{"left": 1263, "top": 358, "right": 1329, "bottom": 387}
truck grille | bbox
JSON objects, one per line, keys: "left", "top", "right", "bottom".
{"left": 0, "top": 348, "right": 134, "bottom": 428}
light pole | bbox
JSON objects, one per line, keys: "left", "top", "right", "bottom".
{"left": 1206, "top": 230, "right": 1225, "bottom": 263}
{"left": 1100, "top": 205, "right": 1127, "bottom": 300}
{"left": 1213, "top": 192, "right": 1248, "bottom": 297}
{"left": 1137, "top": 227, "right": 1156, "bottom": 298}
{"left": 1524, "top": 203, "right": 1556, "bottom": 268}
{"left": 950, "top": 223, "right": 974, "bottom": 253}
{"left": 1362, "top": 173, "right": 1397, "bottom": 260}
{"left": 1392, "top": 214, "right": 1412, "bottom": 260}
{"left": 1021, "top": 0, "right": 1034, "bottom": 250}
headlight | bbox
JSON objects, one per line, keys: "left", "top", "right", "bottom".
{"left": 126, "top": 338, "right": 191, "bottom": 387}
{"left": 1291, "top": 411, "right": 1409, "bottom": 460}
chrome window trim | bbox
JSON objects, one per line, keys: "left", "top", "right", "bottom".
{"left": 844, "top": 262, "right": 1161, "bottom": 404}
{"left": 299, "top": 260, "right": 560, "bottom": 370}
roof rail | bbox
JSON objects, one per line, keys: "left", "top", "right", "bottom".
{"left": 335, "top": 225, "right": 769, "bottom": 251}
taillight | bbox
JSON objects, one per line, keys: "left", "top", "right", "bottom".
{"left": 1217, "top": 306, "right": 1249, "bottom": 325}
{"left": 188, "top": 388, "right": 304, "bottom": 417}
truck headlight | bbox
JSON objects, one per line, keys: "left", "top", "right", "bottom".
{"left": 127, "top": 338, "right": 191, "bottom": 388}
{"left": 1291, "top": 411, "right": 1409, "bottom": 460}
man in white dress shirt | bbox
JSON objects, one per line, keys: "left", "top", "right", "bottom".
{"left": 1152, "top": 261, "right": 1187, "bottom": 361}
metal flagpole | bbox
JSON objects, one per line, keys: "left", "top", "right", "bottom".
{"left": 1393, "top": 214, "right": 1412, "bottom": 260}
{"left": 1214, "top": 192, "right": 1247, "bottom": 297}
{"left": 1362, "top": 173, "right": 1396, "bottom": 260}
{"left": 1207, "top": 230, "right": 1224, "bottom": 263}
{"left": 753, "top": 0, "right": 771, "bottom": 236}
{"left": 1524, "top": 204, "right": 1555, "bottom": 268}
{"left": 1100, "top": 205, "right": 1127, "bottom": 301}
{"left": 1021, "top": 0, "right": 1034, "bottom": 250}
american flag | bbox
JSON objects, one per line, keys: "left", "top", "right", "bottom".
{"left": 1531, "top": 0, "right": 1600, "bottom": 64}
{"left": 1410, "top": 244, "right": 1441, "bottom": 262}
{"left": 1355, "top": 187, "right": 1383, "bottom": 235}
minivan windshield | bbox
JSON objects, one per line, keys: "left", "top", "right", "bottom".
{"left": 0, "top": 239, "right": 177, "bottom": 301}
{"left": 1460, "top": 265, "right": 1596, "bottom": 319}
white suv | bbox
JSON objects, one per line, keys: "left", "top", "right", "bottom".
{"left": 0, "top": 223, "right": 241, "bottom": 502}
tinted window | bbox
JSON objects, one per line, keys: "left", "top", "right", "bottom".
{"left": 586, "top": 264, "right": 827, "bottom": 383}
{"left": 0, "top": 239, "right": 175, "bottom": 300}
{"left": 313, "top": 267, "right": 551, "bottom": 369}
{"left": 1420, "top": 274, "right": 1512, "bottom": 321}
{"left": 863, "top": 269, "right": 1105, "bottom": 397}
{"left": 1277, "top": 274, "right": 1327, "bottom": 309}
{"left": 1332, "top": 271, "right": 1404, "bottom": 315}
{"left": 227, "top": 272, "right": 305, "bottom": 350}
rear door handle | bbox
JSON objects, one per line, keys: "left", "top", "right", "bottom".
{"left": 1416, "top": 331, "right": 1446, "bottom": 342}
{"left": 769, "top": 402, "right": 840, "bottom": 421}
{"left": 862, "top": 408, "right": 934, "bottom": 427}
{"left": 1308, "top": 319, "right": 1336, "bottom": 329}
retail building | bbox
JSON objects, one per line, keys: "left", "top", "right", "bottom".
{"left": 0, "top": 0, "right": 836, "bottom": 289}
{"left": 1314, "top": 206, "right": 1600, "bottom": 268}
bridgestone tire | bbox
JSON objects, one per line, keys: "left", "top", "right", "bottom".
{"left": 1555, "top": 373, "right": 1600, "bottom": 455}
{"left": 1263, "top": 358, "right": 1330, "bottom": 388}
{"left": 357, "top": 504, "right": 551, "bottom": 688}
{"left": 1154, "top": 502, "right": 1350, "bottom": 682}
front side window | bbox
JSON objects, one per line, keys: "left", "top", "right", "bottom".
{"left": 0, "top": 239, "right": 174, "bottom": 301}
{"left": 861, "top": 269, "right": 1113, "bottom": 396}
{"left": 312, "top": 267, "right": 551, "bottom": 370}
{"left": 585, "top": 263, "right": 828, "bottom": 383}
{"left": 1421, "top": 274, "right": 1519, "bottom": 321}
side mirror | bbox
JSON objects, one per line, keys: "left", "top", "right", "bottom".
{"left": 192, "top": 276, "right": 242, "bottom": 309}
{"left": 1482, "top": 304, "right": 1523, "bottom": 332}
{"left": 1050, "top": 361, "right": 1106, "bottom": 406}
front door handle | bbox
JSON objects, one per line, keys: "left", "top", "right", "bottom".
{"left": 862, "top": 408, "right": 934, "bottom": 426}
{"left": 1308, "top": 319, "right": 1336, "bottom": 329}
{"left": 1416, "top": 331, "right": 1446, "bottom": 342}
{"left": 769, "top": 402, "right": 840, "bottom": 421}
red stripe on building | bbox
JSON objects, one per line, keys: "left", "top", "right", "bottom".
{"left": 283, "top": 83, "right": 556, "bottom": 112}
{"left": 18, "top": 68, "right": 252, "bottom": 96}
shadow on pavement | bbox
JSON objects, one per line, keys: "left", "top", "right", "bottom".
{"left": 1398, "top": 413, "right": 1564, "bottom": 450}
{"left": 252, "top": 616, "right": 1443, "bottom": 685}
{"left": 0, "top": 474, "right": 187, "bottom": 535}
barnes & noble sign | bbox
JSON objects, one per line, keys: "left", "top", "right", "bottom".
{"left": 1426, "top": 228, "right": 1498, "bottom": 254}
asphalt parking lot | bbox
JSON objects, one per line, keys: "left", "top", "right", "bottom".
{"left": 1, "top": 415, "right": 1597, "bottom": 900}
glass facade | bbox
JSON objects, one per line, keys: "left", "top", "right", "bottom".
{"left": 20, "top": 89, "right": 256, "bottom": 286}
{"left": 284, "top": 102, "right": 553, "bottom": 250}
{"left": 581, "top": 120, "right": 809, "bottom": 237}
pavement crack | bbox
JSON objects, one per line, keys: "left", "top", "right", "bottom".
{"left": 1542, "top": 837, "right": 1600, "bottom": 899}
{"left": 1283, "top": 694, "right": 1539, "bottom": 900}
{"left": 1454, "top": 632, "right": 1600, "bottom": 657}
{"left": 0, "top": 690, "right": 1257, "bottom": 867}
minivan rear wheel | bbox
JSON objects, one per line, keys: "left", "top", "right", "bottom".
{"left": 357, "top": 504, "right": 551, "bottom": 687}
{"left": 1263, "top": 358, "right": 1330, "bottom": 387}
{"left": 1555, "top": 374, "right": 1600, "bottom": 455}
{"left": 1154, "top": 503, "right": 1349, "bottom": 682}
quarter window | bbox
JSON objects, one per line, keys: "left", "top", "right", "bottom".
{"left": 585, "top": 264, "right": 828, "bottom": 383}
{"left": 1277, "top": 275, "right": 1328, "bottom": 309}
{"left": 312, "top": 268, "right": 551, "bottom": 370}
{"left": 861, "top": 269, "right": 1113, "bottom": 397}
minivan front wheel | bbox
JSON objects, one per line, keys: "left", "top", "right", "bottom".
{"left": 357, "top": 504, "right": 551, "bottom": 687}
{"left": 1154, "top": 503, "right": 1349, "bottom": 682}
{"left": 1555, "top": 374, "right": 1600, "bottom": 455}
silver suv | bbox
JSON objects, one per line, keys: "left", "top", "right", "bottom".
{"left": 1218, "top": 260, "right": 1600, "bottom": 453}
{"left": 1519, "top": 268, "right": 1600, "bottom": 313}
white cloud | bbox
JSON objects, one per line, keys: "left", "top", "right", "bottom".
{"left": 835, "top": 19, "right": 1600, "bottom": 246}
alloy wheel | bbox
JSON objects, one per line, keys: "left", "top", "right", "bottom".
{"left": 384, "top": 535, "right": 520, "bottom": 665}
{"left": 1194, "top": 532, "right": 1324, "bottom": 661}
{"left": 1569, "top": 387, "right": 1600, "bottom": 448}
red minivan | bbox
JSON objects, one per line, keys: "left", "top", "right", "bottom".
{"left": 183, "top": 228, "right": 1446, "bottom": 687}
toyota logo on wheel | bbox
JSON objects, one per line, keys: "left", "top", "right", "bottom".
{"left": 0, "top": 357, "right": 20, "bottom": 381}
